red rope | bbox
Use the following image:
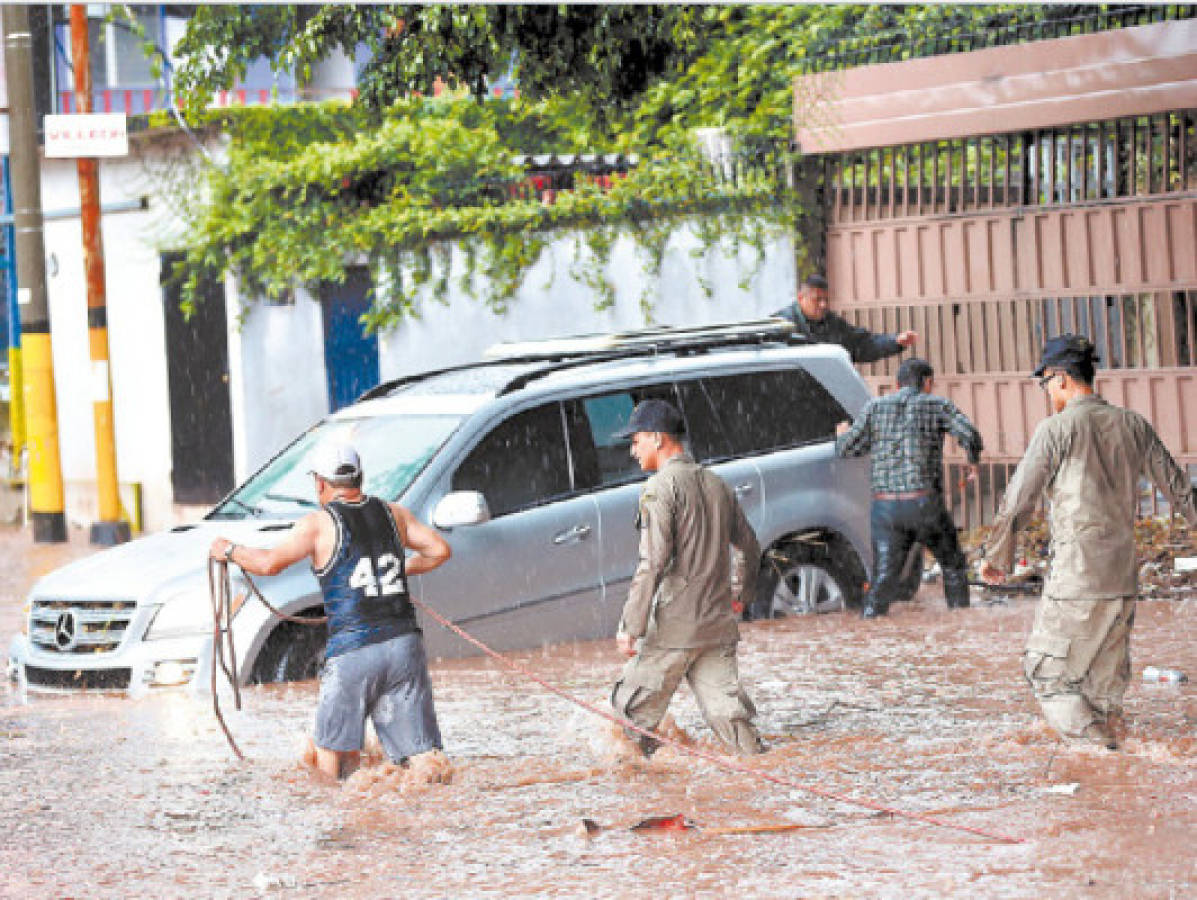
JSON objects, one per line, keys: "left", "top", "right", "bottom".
{"left": 408, "top": 595, "right": 1026, "bottom": 845}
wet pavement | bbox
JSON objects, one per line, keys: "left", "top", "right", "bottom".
{"left": 1, "top": 525, "right": 1195, "bottom": 898}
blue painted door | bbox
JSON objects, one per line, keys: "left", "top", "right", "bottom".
{"left": 320, "top": 267, "right": 379, "bottom": 411}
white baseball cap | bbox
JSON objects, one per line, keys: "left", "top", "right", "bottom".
{"left": 307, "top": 441, "right": 362, "bottom": 484}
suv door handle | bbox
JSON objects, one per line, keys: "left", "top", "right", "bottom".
{"left": 552, "top": 524, "right": 592, "bottom": 545}
{"left": 734, "top": 483, "right": 754, "bottom": 496}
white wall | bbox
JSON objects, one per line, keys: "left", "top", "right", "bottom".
{"left": 38, "top": 151, "right": 179, "bottom": 532}
{"left": 307, "top": 46, "right": 359, "bottom": 101}
{"left": 376, "top": 224, "right": 796, "bottom": 380}
{"left": 227, "top": 285, "right": 328, "bottom": 479}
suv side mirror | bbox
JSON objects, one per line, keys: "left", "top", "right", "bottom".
{"left": 432, "top": 491, "right": 491, "bottom": 529}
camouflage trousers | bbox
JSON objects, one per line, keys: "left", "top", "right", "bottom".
{"left": 611, "top": 642, "right": 763, "bottom": 756}
{"left": 1023, "top": 595, "right": 1135, "bottom": 739}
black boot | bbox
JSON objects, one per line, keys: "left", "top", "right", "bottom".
{"left": 943, "top": 568, "right": 970, "bottom": 608}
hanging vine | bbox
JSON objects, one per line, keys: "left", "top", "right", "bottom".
{"left": 152, "top": 98, "right": 798, "bottom": 332}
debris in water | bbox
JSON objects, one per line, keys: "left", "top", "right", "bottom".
{"left": 251, "top": 872, "right": 298, "bottom": 892}
{"left": 575, "top": 818, "right": 602, "bottom": 838}
{"left": 1042, "top": 783, "right": 1080, "bottom": 796}
{"left": 967, "top": 517, "right": 1197, "bottom": 595}
{"left": 702, "top": 822, "right": 828, "bottom": 836}
{"left": 631, "top": 813, "right": 696, "bottom": 832}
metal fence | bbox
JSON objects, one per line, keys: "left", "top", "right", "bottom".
{"left": 845, "top": 290, "right": 1197, "bottom": 380}
{"left": 823, "top": 109, "right": 1197, "bottom": 222}
{"left": 800, "top": 5, "right": 1196, "bottom": 75}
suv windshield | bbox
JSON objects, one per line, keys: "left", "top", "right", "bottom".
{"left": 209, "top": 413, "right": 464, "bottom": 519}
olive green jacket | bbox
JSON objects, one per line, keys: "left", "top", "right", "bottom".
{"left": 986, "top": 394, "right": 1197, "bottom": 598}
{"left": 619, "top": 454, "right": 760, "bottom": 648}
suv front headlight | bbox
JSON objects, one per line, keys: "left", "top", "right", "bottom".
{"left": 146, "top": 577, "right": 251, "bottom": 641}
{"left": 145, "top": 592, "right": 213, "bottom": 641}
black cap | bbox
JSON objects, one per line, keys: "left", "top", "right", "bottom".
{"left": 1032, "top": 334, "right": 1100, "bottom": 377}
{"left": 615, "top": 399, "right": 686, "bottom": 439}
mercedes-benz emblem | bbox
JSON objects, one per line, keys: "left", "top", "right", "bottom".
{"left": 54, "top": 610, "right": 78, "bottom": 651}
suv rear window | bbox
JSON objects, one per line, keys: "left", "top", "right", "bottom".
{"left": 700, "top": 369, "right": 846, "bottom": 457}
{"left": 568, "top": 385, "right": 676, "bottom": 488}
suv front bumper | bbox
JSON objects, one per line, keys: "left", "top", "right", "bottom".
{"left": 7, "top": 631, "right": 205, "bottom": 695}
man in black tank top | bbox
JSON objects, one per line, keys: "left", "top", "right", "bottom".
{"left": 210, "top": 442, "right": 451, "bottom": 779}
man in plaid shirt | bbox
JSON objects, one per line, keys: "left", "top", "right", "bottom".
{"left": 836, "top": 358, "right": 983, "bottom": 617}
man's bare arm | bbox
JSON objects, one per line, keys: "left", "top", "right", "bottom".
{"left": 209, "top": 512, "right": 323, "bottom": 576}
{"left": 390, "top": 503, "right": 451, "bottom": 576}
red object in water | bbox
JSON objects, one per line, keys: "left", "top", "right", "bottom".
{"left": 631, "top": 813, "right": 696, "bottom": 832}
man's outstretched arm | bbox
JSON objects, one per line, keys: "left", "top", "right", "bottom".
{"left": 1141, "top": 428, "right": 1197, "bottom": 527}
{"left": 981, "top": 422, "right": 1056, "bottom": 581}
{"left": 209, "top": 513, "right": 321, "bottom": 576}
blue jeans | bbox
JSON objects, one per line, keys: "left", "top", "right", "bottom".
{"left": 867, "top": 494, "right": 968, "bottom": 613}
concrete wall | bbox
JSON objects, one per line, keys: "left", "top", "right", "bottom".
{"left": 226, "top": 285, "right": 329, "bottom": 481}
{"left": 376, "top": 226, "right": 797, "bottom": 380}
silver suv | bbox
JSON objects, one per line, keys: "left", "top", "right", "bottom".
{"left": 7, "top": 322, "right": 873, "bottom": 693}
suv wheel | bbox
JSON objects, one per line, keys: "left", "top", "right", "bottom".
{"left": 751, "top": 543, "right": 855, "bottom": 619}
{"left": 249, "top": 619, "right": 327, "bottom": 684}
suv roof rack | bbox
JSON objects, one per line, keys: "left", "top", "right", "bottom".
{"left": 355, "top": 318, "right": 806, "bottom": 404}
{"left": 354, "top": 358, "right": 529, "bottom": 403}
{"left": 484, "top": 318, "right": 797, "bottom": 360}
{"left": 494, "top": 319, "right": 808, "bottom": 395}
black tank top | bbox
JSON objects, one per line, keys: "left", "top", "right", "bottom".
{"left": 315, "top": 496, "right": 418, "bottom": 659}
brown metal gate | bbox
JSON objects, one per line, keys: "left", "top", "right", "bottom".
{"left": 796, "top": 20, "right": 1197, "bottom": 526}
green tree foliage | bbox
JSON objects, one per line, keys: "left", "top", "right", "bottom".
{"left": 173, "top": 5, "right": 704, "bottom": 116}
{"left": 169, "top": 99, "right": 787, "bottom": 329}
{"left": 167, "top": 4, "right": 1097, "bottom": 328}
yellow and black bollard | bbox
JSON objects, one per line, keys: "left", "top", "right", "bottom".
{"left": 3, "top": 6, "right": 66, "bottom": 542}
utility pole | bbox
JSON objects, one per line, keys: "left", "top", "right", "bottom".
{"left": 3, "top": 159, "right": 25, "bottom": 477}
{"left": 2, "top": 5, "right": 66, "bottom": 542}
{"left": 69, "top": 4, "right": 128, "bottom": 546}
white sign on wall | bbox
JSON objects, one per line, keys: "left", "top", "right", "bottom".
{"left": 43, "top": 112, "right": 129, "bottom": 158}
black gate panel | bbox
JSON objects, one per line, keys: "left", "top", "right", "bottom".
{"left": 161, "top": 253, "right": 234, "bottom": 504}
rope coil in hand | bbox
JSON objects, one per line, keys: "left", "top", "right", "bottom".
{"left": 207, "top": 559, "right": 327, "bottom": 761}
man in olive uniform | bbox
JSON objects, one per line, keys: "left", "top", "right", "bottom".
{"left": 611, "top": 399, "right": 765, "bottom": 757}
{"left": 773, "top": 273, "right": 917, "bottom": 364}
{"left": 981, "top": 335, "right": 1197, "bottom": 750}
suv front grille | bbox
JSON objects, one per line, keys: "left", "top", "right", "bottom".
{"left": 29, "top": 599, "right": 136, "bottom": 655}
{"left": 24, "top": 665, "right": 131, "bottom": 691}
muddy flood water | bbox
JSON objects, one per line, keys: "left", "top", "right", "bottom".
{"left": 2, "top": 525, "right": 1194, "bottom": 898}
